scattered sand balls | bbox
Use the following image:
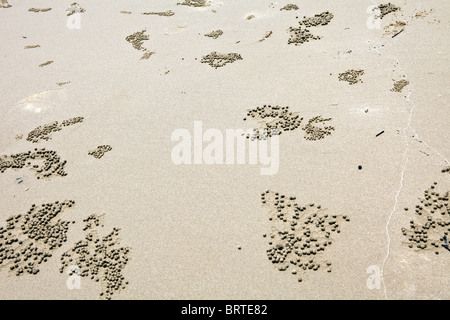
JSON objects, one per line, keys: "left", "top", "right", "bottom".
{"left": 29, "top": 8, "right": 52, "bottom": 13}
{"left": 57, "top": 81, "right": 71, "bottom": 87}
{"left": 288, "top": 11, "right": 334, "bottom": 46}
{"left": 261, "top": 191, "right": 349, "bottom": 281}
{"left": 280, "top": 4, "right": 299, "bottom": 11}
{"left": 142, "top": 10, "right": 174, "bottom": 16}
{"left": 338, "top": 69, "right": 365, "bottom": 85}
{"left": 26, "top": 116, "right": 84, "bottom": 143}
{"left": 60, "top": 225, "right": 131, "bottom": 300}
{"left": 442, "top": 166, "right": 450, "bottom": 174}
{"left": 0, "top": 0, "right": 11, "bottom": 9}
{"left": 66, "top": 3, "right": 85, "bottom": 16}
{"left": 402, "top": 183, "right": 449, "bottom": 255}
{"left": 391, "top": 79, "right": 410, "bottom": 92}
{"left": 243, "top": 105, "right": 335, "bottom": 141}
{"left": 39, "top": 61, "right": 53, "bottom": 67}
{"left": 83, "top": 214, "right": 104, "bottom": 231}
{"left": 0, "top": 148, "right": 68, "bottom": 179}
{"left": 302, "top": 116, "right": 335, "bottom": 141}
{"left": 376, "top": 3, "right": 400, "bottom": 19}
{"left": 243, "top": 105, "right": 302, "bottom": 140}
{"left": 177, "top": 0, "right": 209, "bottom": 7}
{"left": 288, "top": 27, "right": 320, "bottom": 45}
{"left": 204, "top": 30, "right": 223, "bottom": 39}
{"left": 200, "top": 52, "right": 243, "bottom": 68}
{"left": 0, "top": 201, "right": 75, "bottom": 276}
{"left": 298, "top": 11, "right": 334, "bottom": 27}
{"left": 88, "top": 145, "right": 112, "bottom": 159}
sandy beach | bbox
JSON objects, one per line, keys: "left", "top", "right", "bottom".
{"left": 0, "top": 0, "right": 449, "bottom": 300}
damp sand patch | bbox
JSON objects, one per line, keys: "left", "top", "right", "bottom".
{"left": 261, "top": 191, "right": 349, "bottom": 281}
{"left": 200, "top": 52, "right": 242, "bottom": 68}
{"left": 24, "top": 45, "right": 40, "bottom": 49}
{"left": 120, "top": 11, "right": 132, "bottom": 14}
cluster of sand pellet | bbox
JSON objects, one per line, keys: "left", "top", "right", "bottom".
{"left": 178, "top": 0, "right": 209, "bottom": 7}
{"left": 243, "top": 105, "right": 302, "bottom": 140}
{"left": 57, "top": 81, "right": 71, "bottom": 87}
{"left": 338, "top": 69, "right": 365, "bottom": 85}
{"left": 0, "top": 0, "right": 11, "bottom": 9}
{"left": 26, "top": 117, "right": 84, "bottom": 143}
{"left": 402, "top": 183, "right": 449, "bottom": 255}
{"left": 262, "top": 191, "right": 349, "bottom": 282}
{"left": 126, "top": 30, "right": 154, "bottom": 60}
{"left": 142, "top": 10, "right": 174, "bottom": 16}
{"left": 376, "top": 3, "right": 400, "bottom": 19}
{"left": 83, "top": 214, "right": 104, "bottom": 231}
{"left": 204, "top": 30, "right": 223, "bottom": 39}
{"left": 442, "top": 167, "right": 450, "bottom": 174}
{"left": 288, "top": 11, "right": 334, "bottom": 46}
{"left": 126, "top": 30, "right": 149, "bottom": 51}
{"left": 298, "top": 11, "right": 334, "bottom": 27}
{"left": 28, "top": 8, "right": 52, "bottom": 13}
{"left": 39, "top": 61, "right": 53, "bottom": 67}
{"left": 60, "top": 226, "right": 131, "bottom": 300}
{"left": 88, "top": 145, "right": 112, "bottom": 159}
{"left": 200, "top": 52, "right": 242, "bottom": 68}
{"left": 280, "top": 4, "right": 299, "bottom": 11}
{"left": 0, "top": 201, "right": 75, "bottom": 276}
{"left": 302, "top": 116, "right": 335, "bottom": 141}
{"left": 391, "top": 79, "right": 409, "bottom": 92}
{"left": 66, "top": 3, "right": 85, "bottom": 16}
{"left": 24, "top": 45, "right": 40, "bottom": 49}
{"left": 0, "top": 148, "right": 68, "bottom": 179}
{"left": 243, "top": 105, "right": 335, "bottom": 141}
